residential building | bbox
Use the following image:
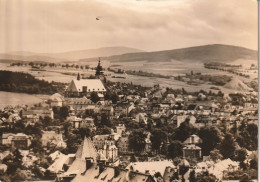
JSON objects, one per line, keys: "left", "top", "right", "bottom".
{"left": 41, "top": 131, "right": 67, "bottom": 148}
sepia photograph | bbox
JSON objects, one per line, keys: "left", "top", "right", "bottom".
{"left": 0, "top": 0, "right": 258, "bottom": 181}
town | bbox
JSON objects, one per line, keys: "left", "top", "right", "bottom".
{"left": 0, "top": 60, "right": 257, "bottom": 182}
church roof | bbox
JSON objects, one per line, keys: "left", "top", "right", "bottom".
{"left": 68, "top": 79, "right": 106, "bottom": 92}
{"left": 75, "top": 137, "right": 98, "bottom": 160}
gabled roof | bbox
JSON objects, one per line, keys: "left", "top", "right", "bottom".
{"left": 183, "top": 144, "right": 201, "bottom": 150}
{"left": 127, "top": 160, "right": 175, "bottom": 177}
{"left": 67, "top": 79, "right": 106, "bottom": 92}
{"left": 75, "top": 137, "right": 98, "bottom": 160}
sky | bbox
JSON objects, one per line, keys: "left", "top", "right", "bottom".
{"left": 0, "top": 0, "right": 258, "bottom": 53}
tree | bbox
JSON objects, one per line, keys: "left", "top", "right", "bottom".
{"left": 3, "top": 149, "right": 23, "bottom": 175}
{"left": 11, "top": 168, "right": 26, "bottom": 181}
{"left": 30, "top": 139, "right": 43, "bottom": 154}
{"left": 41, "top": 116, "right": 52, "bottom": 127}
{"left": 250, "top": 159, "right": 257, "bottom": 170}
{"left": 219, "top": 133, "right": 236, "bottom": 159}
{"left": 210, "top": 149, "right": 223, "bottom": 163}
{"left": 150, "top": 129, "right": 167, "bottom": 153}
{"left": 239, "top": 173, "right": 251, "bottom": 182}
{"left": 129, "top": 129, "right": 147, "bottom": 153}
{"left": 189, "top": 170, "right": 196, "bottom": 182}
{"left": 235, "top": 148, "right": 247, "bottom": 163}
{"left": 172, "top": 122, "right": 198, "bottom": 142}
{"left": 198, "top": 127, "right": 222, "bottom": 156}
{"left": 101, "top": 113, "right": 112, "bottom": 127}
{"left": 246, "top": 123, "right": 258, "bottom": 150}
{"left": 90, "top": 92, "right": 100, "bottom": 103}
{"left": 167, "top": 140, "right": 183, "bottom": 159}
{"left": 13, "top": 149, "right": 23, "bottom": 167}
{"left": 60, "top": 106, "right": 69, "bottom": 120}
{"left": 195, "top": 171, "right": 218, "bottom": 182}
{"left": 111, "top": 93, "right": 119, "bottom": 104}
{"left": 78, "top": 127, "right": 94, "bottom": 139}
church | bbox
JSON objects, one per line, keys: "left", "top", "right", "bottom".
{"left": 65, "top": 60, "right": 106, "bottom": 98}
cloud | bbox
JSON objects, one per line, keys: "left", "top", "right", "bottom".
{"left": 0, "top": 0, "right": 257, "bottom": 53}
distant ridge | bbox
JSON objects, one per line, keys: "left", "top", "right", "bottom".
{"left": 47, "top": 46, "right": 143, "bottom": 61}
{"left": 0, "top": 46, "right": 143, "bottom": 63}
{"left": 0, "top": 44, "right": 256, "bottom": 64}
{"left": 85, "top": 44, "right": 257, "bottom": 63}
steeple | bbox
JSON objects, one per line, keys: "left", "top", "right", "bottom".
{"left": 95, "top": 57, "right": 103, "bottom": 77}
{"left": 77, "top": 72, "right": 80, "bottom": 80}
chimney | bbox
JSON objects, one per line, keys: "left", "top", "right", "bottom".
{"left": 114, "top": 167, "right": 120, "bottom": 178}
{"left": 77, "top": 72, "right": 80, "bottom": 80}
{"left": 99, "top": 162, "right": 105, "bottom": 174}
{"left": 85, "top": 158, "right": 93, "bottom": 171}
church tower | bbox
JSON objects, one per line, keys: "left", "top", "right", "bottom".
{"left": 77, "top": 72, "right": 80, "bottom": 80}
{"left": 95, "top": 57, "right": 103, "bottom": 77}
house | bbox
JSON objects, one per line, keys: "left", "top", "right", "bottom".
{"left": 115, "top": 124, "right": 126, "bottom": 135}
{"left": 135, "top": 113, "right": 148, "bottom": 124}
{"left": 65, "top": 75, "right": 106, "bottom": 98}
{"left": 100, "top": 106, "right": 114, "bottom": 116}
{"left": 98, "top": 141, "right": 118, "bottom": 162}
{"left": 93, "top": 135, "right": 116, "bottom": 150}
{"left": 70, "top": 163, "right": 155, "bottom": 182}
{"left": 41, "top": 131, "right": 67, "bottom": 148}
{"left": 48, "top": 153, "right": 76, "bottom": 173}
{"left": 66, "top": 115, "right": 83, "bottom": 129}
{"left": 49, "top": 93, "right": 65, "bottom": 107}
{"left": 183, "top": 135, "right": 202, "bottom": 145}
{"left": 81, "top": 117, "right": 96, "bottom": 131}
{"left": 114, "top": 102, "right": 135, "bottom": 117}
{"left": 117, "top": 133, "right": 131, "bottom": 154}
{"left": 126, "top": 160, "right": 176, "bottom": 177}
{"left": 183, "top": 144, "right": 201, "bottom": 160}
{"left": 22, "top": 109, "right": 54, "bottom": 120}
{"left": 207, "top": 159, "right": 239, "bottom": 180}
{"left": 2, "top": 133, "right": 31, "bottom": 149}
{"left": 65, "top": 137, "right": 99, "bottom": 175}
{"left": 64, "top": 97, "right": 94, "bottom": 113}
{"left": 7, "top": 113, "right": 21, "bottom": 123}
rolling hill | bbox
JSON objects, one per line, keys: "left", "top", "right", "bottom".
{"left": 80, "top": 44, "right": 257, "bottom": 63}
{"left": 0, "top": 46, "right": 143, "bottom": 63}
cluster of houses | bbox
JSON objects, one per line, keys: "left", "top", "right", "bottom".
{"left": 0, "top": 61, "right": 258, "bottom": 181}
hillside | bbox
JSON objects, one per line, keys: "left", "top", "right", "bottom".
{"left": 0, "top": 54, "right": 67, "bottom": 63}
{"left": 0, "top": 46, "right": 143, "bottom": 63}
{"left": 224, "top": 77, "right": 253, "bottom": 92}
{"left": 47, "top": 46, "right": 143, "bottom": 61}
{"left": 0, "top": 70, "right": 63, "bottom": 94}
{"left": 82, "top": 44, "right": 257, "bottom": 63}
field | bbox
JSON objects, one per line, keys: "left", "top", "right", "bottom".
{"left": 0, "top": 59, "right": 257, "bottom": 100}
{"left": 0, "top": 91, "right": 47, "bottom": 109}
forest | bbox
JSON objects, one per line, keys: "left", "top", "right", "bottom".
{"left": 0, "top": 71, "right": 64, "bottom": 94}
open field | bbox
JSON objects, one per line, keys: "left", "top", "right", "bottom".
{"left": 0, "top": 91, "right": 48, "bottom": 109}
{"left": 0, "top": 59, "right": 257, "bottom": 97}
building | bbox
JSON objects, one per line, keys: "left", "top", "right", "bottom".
{"left": 183, "top": 135, "right": 202, "bottom": 145}
{"left": 93, "top": 135, "right": 116, "bottom": 150}
{"left": 117, "top": 133, "right": 131, "bottom": 154}
{"left": 98, "top": 141, "right": 118, "bottom": 162}
{"left": 65, "top": 73, "right": 106, "bottom": 98}
{"left": 2, "top": 133, "right": 31, "bottom": 149}
{"left": 66, "top": 115, "right": 83, "bottom": 129}
{"left": 116, "top": 124, "right": 126, "bottom": 135}
{"left": 183, "top": 144, "right": 201, "bottom": 160}
{"left": 65, "top": 137, "right": 99, "bottom": 175}
{"left": 41, "top": 131, "right": 67, "bottom": 148}
{"left": 22, "top": 109, "right": 54, "bottom": 120}
{"left": 49, "top": 93, "right": 65, "bottom": 107}
{"left": 126, "top": 160, "right": 176, "bottom": 177}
